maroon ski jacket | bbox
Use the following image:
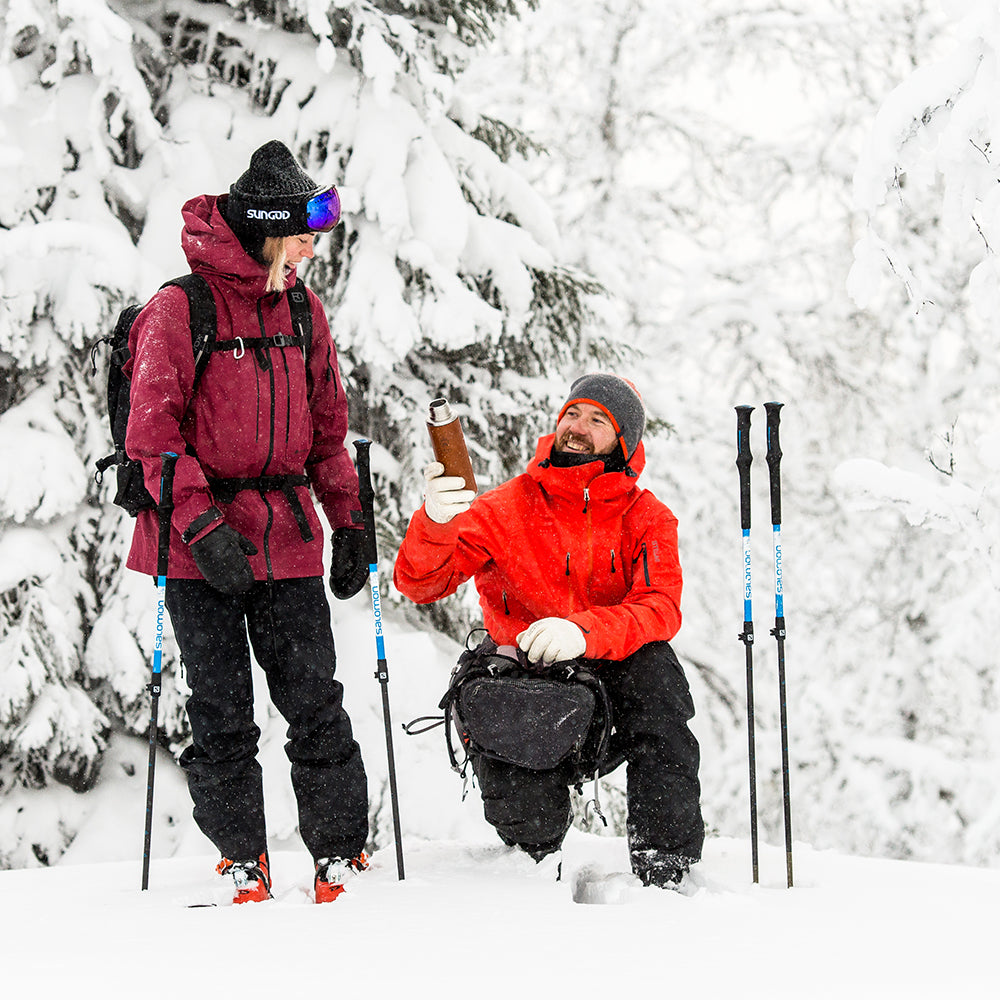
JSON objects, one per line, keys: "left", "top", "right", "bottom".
{"left": 125, "top": 194, "right": 358, "bottom": 580}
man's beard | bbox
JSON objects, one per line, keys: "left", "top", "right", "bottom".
{"left": 549, "top": 441, "right": 626, "bottom": 472}
{"left": 555, "top": 433, "right": 596, "bottom": 455}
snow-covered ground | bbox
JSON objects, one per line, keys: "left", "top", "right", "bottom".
{"left": 4, "top": 584, "right": 994, "bottom": 997}
{"left": 2, "top": 832, "right": 996, "bottom": 997}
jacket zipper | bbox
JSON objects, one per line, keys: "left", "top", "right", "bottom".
{"left": 280, "top": 349, "right": 291, "bottom": 449}
{"left": 262, "top": 494, "right": 275, "bottom": 581}
{"left": 257, "top": 297, "right": 278, "bottom": 576}
{"left": 639, "top": 541, "right": 650, "bottom": 586}
{"left": 325, "top": 344, "right": 335, "bottom": 386}
{"left": 256, "top": 298, "right": 278, "bottom": 472}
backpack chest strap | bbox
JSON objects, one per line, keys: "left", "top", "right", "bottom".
{"left": 212, "top": 333, "right": 307, "bottom": 357}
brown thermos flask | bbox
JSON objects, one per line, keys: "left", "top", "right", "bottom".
{"left": 427, "top": 397, "right": 477, "bottom": 493}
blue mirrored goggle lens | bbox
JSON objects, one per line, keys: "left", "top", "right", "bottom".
{"left": 305, "top": 186, "right": 341, "bottom": 232}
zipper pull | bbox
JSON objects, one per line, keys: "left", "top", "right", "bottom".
{"left": 583, "top": 487, "right": 590, "bottom": 513}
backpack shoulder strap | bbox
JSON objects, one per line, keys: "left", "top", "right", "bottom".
{"left": 287, "top": 277, "right": 312, "bottom": 348}
{"left": 286, "top": 276, "right": 314, "bottom": 393}
{"left": 161, "top": 274, "right": 217, "bottom": 390}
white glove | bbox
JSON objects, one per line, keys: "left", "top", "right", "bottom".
{"left": 423, "top": 461, "right": 477, "bottom": 524}
{"left": 517, "top": 617, "right": 587, "bottom": 664}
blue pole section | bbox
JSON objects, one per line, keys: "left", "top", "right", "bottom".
{"left": 354, "top": 439, "right": 405, "bottom": 880}
{"left": 735, "top": 406, "right": 759, "bottom": 884}
{"left": 142, "top": 452, "right": 177, "bottom": 891}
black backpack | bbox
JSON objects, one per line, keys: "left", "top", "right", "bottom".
{"left": 93, "top": 274, "right": 312, "bottom": 516}
{"left": 406, "top": 633, "right": 613, "bottom": 784}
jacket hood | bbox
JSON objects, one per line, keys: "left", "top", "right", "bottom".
{"left": 526, "top": 433, "right": 646, "bottom": 503}
{"left": 180, "top": 194, "right": 297, "bottom": 298}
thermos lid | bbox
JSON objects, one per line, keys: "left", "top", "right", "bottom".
{"left": 428, "top": 397, "right": 454, "bottom": 424}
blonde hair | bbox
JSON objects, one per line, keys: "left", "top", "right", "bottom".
{"left": 262, "top": 236, "right": 288, "bottom": 293}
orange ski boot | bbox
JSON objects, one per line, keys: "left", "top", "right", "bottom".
{"left": 217, "top": 854, "right": 272, "bottom": 904}
{"left": 314, "top": 853, "right": 369, "bottom": 903}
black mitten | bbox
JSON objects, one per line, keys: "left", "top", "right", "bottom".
{"left": 329, "top": 526, "right": 368, "bottom": 600}
{"left": 190, "top": 524, "right": 258, "bottom": 595}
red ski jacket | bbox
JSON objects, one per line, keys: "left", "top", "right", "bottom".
{"left": 125, "top": 194, "right": 358, "bottom": 580}
{"left": 393, "top": 434, "right": 682, "bottom": 661}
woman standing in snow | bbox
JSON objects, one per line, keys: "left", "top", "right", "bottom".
{"left": 124, "top": 140, "right": 370, "bottom": 904}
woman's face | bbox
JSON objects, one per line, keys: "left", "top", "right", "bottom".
{"left": 283, "top": 233, "right": 315, "bottom": 266}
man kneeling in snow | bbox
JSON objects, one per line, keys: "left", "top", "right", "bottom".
{"left": 393, "top": 374, "right": 704, "bottom": 888}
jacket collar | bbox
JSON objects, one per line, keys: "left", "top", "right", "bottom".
{"left": 180, "top": 194, "right": 298, "bottom": 300}
{"left": 526, "top": 433, "right": 645, "bottom": 502}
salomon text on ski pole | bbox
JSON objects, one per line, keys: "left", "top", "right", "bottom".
{"left": 354, "top": 438, "right": 405, "bottom": 880}
{"left": 142, "top": 451, "right": 177, "bottom": 891}
{"left": 765, "top": 402, "right": 793, "bottom": 888}
{"left": 735, "top": 405, "right": 759, "bottom": 884}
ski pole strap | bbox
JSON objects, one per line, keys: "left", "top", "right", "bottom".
{"left": 207, "top": 473, "right": 313, "bottom": 542}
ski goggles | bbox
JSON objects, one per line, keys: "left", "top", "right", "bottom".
{"left": 305, "top": 185, "right": 342, "bottom": 233}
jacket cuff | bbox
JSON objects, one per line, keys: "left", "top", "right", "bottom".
{"left": 181, "top": 506, "right": 224, "bottom": 544}
{"left": 416, "top": 505, "right": 462, "bottom": 538}
{"left": 566, "top": 612, "right": 596, "bottom": 659}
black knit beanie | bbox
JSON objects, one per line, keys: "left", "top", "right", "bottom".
{"left": 557, "top": 373, "right": 646, "bottom": 461}
{"left": 225, "top": 140, "right": 321, "bottom": 259}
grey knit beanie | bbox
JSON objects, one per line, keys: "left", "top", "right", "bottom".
{"left": 558, "top": 373, "right": 646, "bottom": 460}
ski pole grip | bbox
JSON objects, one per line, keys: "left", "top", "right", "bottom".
{"left": 353, "top": 438, "right": 374, "bottom": 504}
{"left": 352, "top": 438, "right": 379, "bottom": 565}
{"left": 156, "top": 453, "right": 178, "bottom": 578}
{"left": 735, "top": 406, "right": 753, "bottom": 531}
{"left": 765, "top": 402, "right": 783, "bottom": 526}
{"left": 158, "top": 452, "right": 178, "bottom": 506}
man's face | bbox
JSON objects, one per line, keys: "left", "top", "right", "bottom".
{"left": 554, "top": 402, "right": 619, "bottom": 456}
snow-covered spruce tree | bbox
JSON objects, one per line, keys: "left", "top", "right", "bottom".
{"left": 842, "top": 0, "right": 1000, "bottom": 866}
{"left": 139, "top": 0, "right": 608, "bottom": 642}
{"left": 0, "top": 0, "right": 167, "bottom": 867}
{"left": 0, "top": 0, "right": 604, "bottom": 866}
{"left": 464, "top": 0, "right": 1000, "bottom": 867}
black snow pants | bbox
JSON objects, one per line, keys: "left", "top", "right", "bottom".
{"left": 471, "top": 640, "right": 703, "bottom": 880}
{"left": 165, "top": 577, "right": 369, "bottom": 863}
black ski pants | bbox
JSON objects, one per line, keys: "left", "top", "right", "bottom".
{"left": 472, "top": 640, "right": 704, "bottom": 875}
{"left": 165, "top": 577, "right": 368, "bottom": 863}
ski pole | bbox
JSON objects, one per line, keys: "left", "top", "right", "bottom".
{"left": 765, "top": 401, "right": 793, "bottom": 888}
{"left": 735, "top": 405, "right": 759, "bottom": 884}
{"left": 142, "top": 451, "right": 177, "bottom": 891}
{"left": 354, "top": 438, "right": 405, "bottom": 881}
